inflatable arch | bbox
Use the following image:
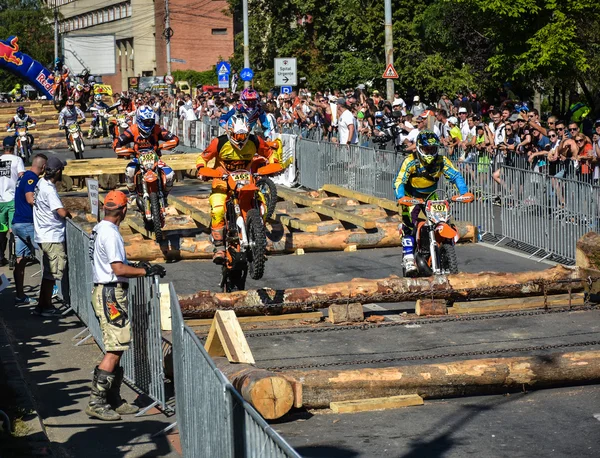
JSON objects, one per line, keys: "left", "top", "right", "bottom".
{"left": 0, "top": 36, "right": 54, "bottom": 99}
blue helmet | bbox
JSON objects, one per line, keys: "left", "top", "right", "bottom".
{"left": 136, "top": 105, "right": 156, "bottom": 137}
{"left": 416, "top": 130, "right": 441, "bottom": 165}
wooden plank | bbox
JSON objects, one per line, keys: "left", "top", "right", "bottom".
{"left": 185, "top": 311, "right": 323, "bottom": 327}
{"left": 159, "top": 283, "right": 172, "bottom": 331}
{"left": 277, "top": 187, "right": 377, "bottom": 229}
{"left": 322, "top": 184, "right": 400, "bottom": 213}
{"left": 204, "top": 310, "right": 255, "bottom": 364}
{"left": 63, "top": 153, "right": 198, "bottom": 177}
{"left": 273, "top": 212, "right": 320, "bottom": 232}
{"left": 330, "top": 394, "right": 424, "bottom": 414}
{"left": 416, "top": 299, "right": 447, "bottom": 316}
{"left": 451, "top": 293, "right": 584, "bottom": 314}
{"left": 168, "top": 195, "right": 211, "bottom": 227}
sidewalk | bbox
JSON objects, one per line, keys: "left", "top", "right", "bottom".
{"left": 0, "top": 262, "right": 180, "bottom": 458}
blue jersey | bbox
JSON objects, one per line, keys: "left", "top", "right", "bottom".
{"left": 12, "top": 170, "right": 39, "bottom": 224}
{"left": 220, "top": 104, "right": 272, "bottom": 136}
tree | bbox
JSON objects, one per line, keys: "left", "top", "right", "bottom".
{"left": 0, "top": 0, "right": 54, "bottom": 92}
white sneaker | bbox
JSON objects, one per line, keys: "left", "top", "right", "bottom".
{"left": 403, "top": 256, "right": 418, "bottom": 277}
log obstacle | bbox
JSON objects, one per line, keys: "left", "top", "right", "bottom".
{"left": 285, "top": 350, "right": 600, "bottom": 409}
{"left": 178, "top": 265, "right": 582, "bottom": 318}
{"left": 213, "top": 357, "right": 295, "bottom": 419}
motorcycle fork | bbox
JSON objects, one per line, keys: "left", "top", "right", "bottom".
{"left": 141, "top": 179, "right": 152, "bottom": 220}
{"left": 427, "top": 223, "right": 441, "bottom": 275}
{"left": 232, "top": 196, "right": 249, "bottom": 248}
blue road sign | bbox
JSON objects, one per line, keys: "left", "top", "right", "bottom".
{"left": 240, "top": 67, "right": 254, "bottom": 82}
{"left": 280, "top": 86, "right": 293, "bottom": 94}
{"left": 218, "top": 74, "right": 229, "bottom": 82}
{"left": 217, "top": 61, "right": 231, "bottom": 75}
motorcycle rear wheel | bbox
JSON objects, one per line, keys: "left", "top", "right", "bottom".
{"left": 440, "top": 243, "right": 459, "bottom": 274}
{"left": 256, "top": 177, "right": 277, "bottom": 220}
{"left": 149, "top": 192, "right": 164, "bottom": 243}
{"left": 246, "top": 208, "right": 267, "bottom": 280}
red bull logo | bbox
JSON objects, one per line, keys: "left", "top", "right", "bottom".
{"left": 0, "top": 36, "right": 23, "bottom": 66}
{"left": 36, "top": 71, "right": 55, "bottom": 96}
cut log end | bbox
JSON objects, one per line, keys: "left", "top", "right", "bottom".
{"left": 247, "top": 376, "right": 294, "bottom": 420}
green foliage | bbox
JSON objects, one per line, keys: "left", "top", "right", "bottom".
{"left": 172, "top": 69, "right": 218, "bottom": 88}
{"left": 0, "top": 0, "right": 54, "bottom": 91}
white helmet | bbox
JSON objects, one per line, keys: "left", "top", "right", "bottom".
{"left": 94, "top": 93, "right": 102, "bottom": 102}
{"left": 226, "top": 114, "right": 250, "bottom": 149}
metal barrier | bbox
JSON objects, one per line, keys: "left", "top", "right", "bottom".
{"left": 64, "top": 219, "right": 169, "bottom": 413}
{"left": 169, "top": 283, "right": 301, "bottom": 458}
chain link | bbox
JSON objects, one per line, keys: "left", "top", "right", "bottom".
{"left": 265, "top": 340, "right": 600, "bottom": 371}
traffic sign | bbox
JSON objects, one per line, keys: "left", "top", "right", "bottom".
{"left": 382, "top": 63, "right": 399, "bottom": 79}
{"left": 274, "top": 58, "right": 297, "bottom": 86}
{"left": 217, "top": 61, "right": 231, "bottom": 76}
{"left": 280, "top": 86, "right": 292, "bottom": 94}
{"left": 240, "top": 67, "right": 254, "bottom": 81}
{"left": 165, "top": 75, "right": 174, "bottom": 84}
{"left": 170, "top": 58, "right": 186, "bottom": 64}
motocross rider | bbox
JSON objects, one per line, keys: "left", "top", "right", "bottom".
{"left": 107, "top": 93, "right": 136, "bottom": 138}
{"left": 113, "top": 106, "right": 179, "bottom": 196}
{"left": 196, "top": 114, "right": 278, "bottom": 264}
{"left": 48, "top": 58, "right": 71, "bottom": 90}
{"left": 220, "top": 88, "right": 272, "bottom": 138}
{"left": 8, "top": 83, "right": 25, "bottom": 102}
{"left": 6, "top": 106, "right": 36, "bottom": 151}
{"left": 393, "top": 130, "right": 469, "bottom": 276}
{"left": 58, "top": 98, "right": 86, "bottom": 148}
{"left": 87, "top": 94, "right": 110, "bottom": 139}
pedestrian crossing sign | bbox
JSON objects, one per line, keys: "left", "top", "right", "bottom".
{"left": 382, "top": 63, "right": 399, "bottom": 79}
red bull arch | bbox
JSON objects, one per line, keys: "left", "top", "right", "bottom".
{"left": 0, "top": 36, "right": 54, "bottom": 99}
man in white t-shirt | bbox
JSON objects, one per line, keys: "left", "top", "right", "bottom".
{"left": 33, "top": 156, "right": 71, "bottom": 316}
{"left": 336, "top": 98, "right": 358, "bottom": 145}
{"left": 86, "top": 190, "right": 166, "bottom": 421}
{"left": 458, "top": 107, "right": 471, "bottom": 141}
{"left": 0, "top": 136, "right": 25, "bottom": 266}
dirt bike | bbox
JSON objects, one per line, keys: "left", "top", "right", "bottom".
{"left": 109, "top": 113, "right": 132, "bottom": 141}
{"left": 251, "top": 155, "right": 279, "bottom": 220}
{"left": 89, "top": 107, "right": 109, "bottom": 148}
{"left": 197, "top": 159, "right": 284, "bottom": 292}
{"left": 52, "top": 74, "right": 69, "bottom": 111}
{"left": 7, "top": 124, "right": 35, "bottom": 163}
{"left": 119, "top": 148, "right": 169, "bottom": 242}
{"left": 63, "top": 122, "right": 85, "bottom": 159}
{"left": 399, "top": 190, "right": 473, "bottom": 277}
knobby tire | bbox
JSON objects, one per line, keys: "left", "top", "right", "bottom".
{"left": 440, "top": 243, "right": 459, "bottom": 274}
{"left": 149, "top": 192, "right": 164, "bottom": 243}
{"left": 246, "top": 208, "right": 266, "bottom": 280}
{"left": 257, "top": 177, "right": 277, "bottom": 220}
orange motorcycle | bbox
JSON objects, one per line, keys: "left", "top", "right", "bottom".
{"left": 198, "top": 158, "right": 283, "bottom": 292}
{"left": 51, "top": 72, "right": 70, "bottom": 111}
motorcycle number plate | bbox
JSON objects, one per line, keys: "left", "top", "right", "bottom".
{"left": 429, "top": 202, "right": 448, "bottom": 212}
{"left": 231, "top": 172, "right": 250, "bottom": 181}
{"left": 139, "top": 152, "right": 156, "bottom": 164}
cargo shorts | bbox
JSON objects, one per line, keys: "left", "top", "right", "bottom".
{"left": 39, "top": 242, "right": 66, "bottom": 281}
{"left": 92, "top": 284, "right": 131, "bottom": 352}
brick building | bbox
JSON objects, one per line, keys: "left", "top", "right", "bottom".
{"left": 50, "top": 0, "right": 233, "bottom": 93}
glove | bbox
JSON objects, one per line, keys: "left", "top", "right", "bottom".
{"left": 398, "top": 196, "right": 423, "bottom": 206}
{"left": 136, "top": 261, "right": 166, "bottom": 278}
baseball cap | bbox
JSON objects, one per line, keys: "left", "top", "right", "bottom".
{"left": 458, "top": 107, "right": 467, "bottom": 114}
{"left": 356, "top": 84, "right": 366, "bottom": 90}
{"left": 104, "top": 190, "right": 128, "bottom": 210}
{"left": 448, "top": 116, "right": 458, "bottom": 125}
{"left": 595, "top": 119, "right": 600, "bottom": 127}
{"left": 336, "top": 97, "right": 347, "bottom": 106}
{"left": 508, "top": 113, "right": 520, "bottom": 122}
{"left": 413, "top": 95, "right": 420, "bottom": 102}
{"left": 372, "top": 90, "right": 380, "bottom": 95}
{"left": 46, "top": 156, "right": 66, "bottom": 171}
{"left": 3, "top": 136, "right": 15, "bottom": 148}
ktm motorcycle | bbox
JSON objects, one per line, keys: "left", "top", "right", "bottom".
{"left": 197, "top": 159, "right": 283, "bottom": 292}
{"left": 7, "top": 124, "right": 35, "bottom": 163}
{"left": 109, "top": 113, "right": 132, "bottom": 141}
{"left": 52, "top": 73, "right": 70, "bottom": 111}
{"left": 399, "top": 190, "right": 474, "bottom": 277}
{"left": 119, "top": 148, "right": 169, "bottom": 242}
{"left": 64, "top": 121, "right": 85, "bottom": 159}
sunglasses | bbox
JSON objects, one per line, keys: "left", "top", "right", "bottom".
{"left": 557, "top": 127, "right": 565, "bottom": 131}
{"left": 548, "top": 122, "right": 556, "bottom": 125}
{"left": 549, "top": 134, "right": 557, "bottom": 138}
{"left": 576, "top": 139, "right": 585, "bottom": 143}
{"left": 569, "top": 127, "right": 578, "bottom": 132}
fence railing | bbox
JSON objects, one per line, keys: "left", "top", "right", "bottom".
{"left": 65, "top": 220, "right": 169, "bottom": 415}
{"left": 169, "top": 283, "right": 301, "bottom": 458}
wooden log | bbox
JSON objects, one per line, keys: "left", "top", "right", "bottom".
{"left": 286, "top": 350, "right": 600, "bottom": 408}
{"left": 415, "top": 299, "right": 447, "bottom": 316}
{"left": 329, "top": 303, "right": 364, "bottom": 324}
{"left": 178, "top": 265, "right": 581, "bottom": 318}
{"left": 330, "top": 394, "right": 423, "bottom": 413}
{"left": 576, "top": 232, "right": 600, "bottom": 270}
{"left": 213, "top": 357, "right": 294, "bottom": 419}
{"left": 321, "top": 184, "right": 401, "bottom": 212}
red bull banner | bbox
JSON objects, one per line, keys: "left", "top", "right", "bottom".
{"left": 0, "top": 36, "right": 54, "bottom": 99}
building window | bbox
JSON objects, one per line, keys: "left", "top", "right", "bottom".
{"left": 212, "top": 28, "right": 227, "bottom": 35}
{"left": 109, "top": 9, "right": 114, "bottom": 20}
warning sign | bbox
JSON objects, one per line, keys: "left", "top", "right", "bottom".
{"left": 382, "top": 63, "right": 399, "bottom": 79}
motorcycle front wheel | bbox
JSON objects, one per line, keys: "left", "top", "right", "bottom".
{"left": 246, "top": 208, "right": 267, "bottom": 280}
{"left": 256, "top": 177, "right": 278, "bottom": 220}
{"left": 440, "top": 243, "right": 459, "bottom": 274}
{"left": 149, "top": 192, "right": 164, "bottom": 243}
{"left": 53, "top": 87, "right": 62, "bottom": 111}
{"left": 74, "top": 137, "right": 84, "bottom": 159}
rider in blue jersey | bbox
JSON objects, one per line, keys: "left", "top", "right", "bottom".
{"left": 220, "top": 88, "right": 272, "bottom": 138}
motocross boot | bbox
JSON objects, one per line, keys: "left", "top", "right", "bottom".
{"left": 402, "top": 236, "right": 418, "bottom": 277}
{"left": 106, "top": 366, "right": 139, "bottom": 415}
{"left": 85, "top": 366, "right": 121, "bottom": 421}
{"left": 211, "top": 224, "right": 226, "bottom": 264}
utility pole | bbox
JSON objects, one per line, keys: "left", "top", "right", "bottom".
{"left": 384, "top": 0, "right": 394, "bottom": 102}
{"left": 242, "top": 0, "right": 250, "bottom": 88}
{"left": 164, "top": 0, "right": 172, "bottom": 76}
{"left": 53, "top": 0, "right": 59, "bottom": 62}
